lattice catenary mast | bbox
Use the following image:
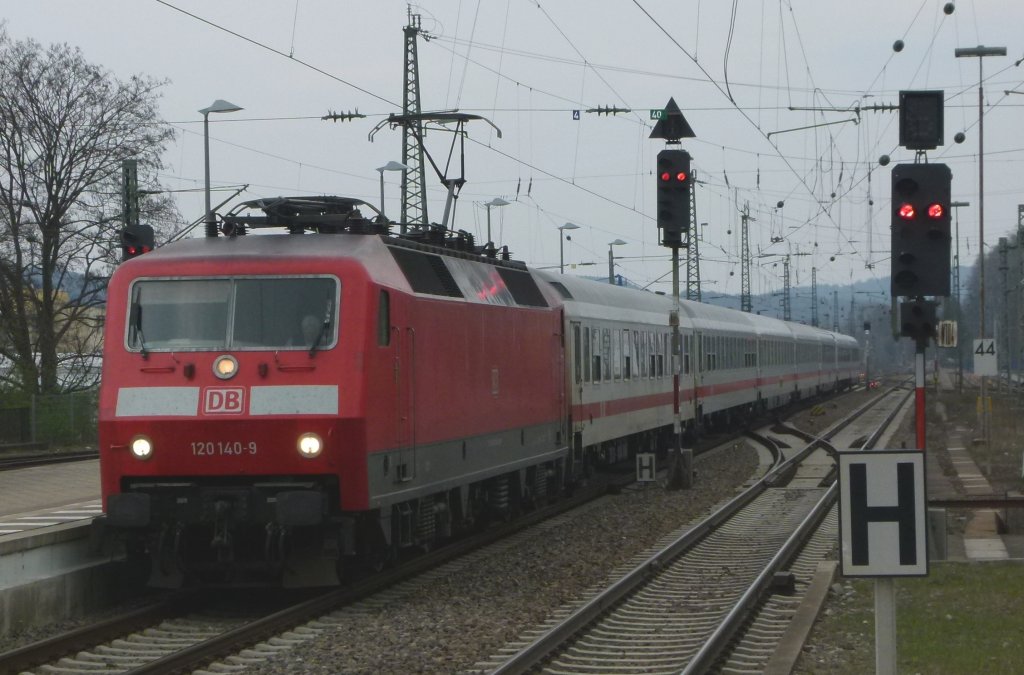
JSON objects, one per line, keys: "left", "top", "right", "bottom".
{"left": 401, "top": 10, "right": 428, "bottom": 228}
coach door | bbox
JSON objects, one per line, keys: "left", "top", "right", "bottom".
{"left": 392, "top": 325, "right": 416, "bottom": 483}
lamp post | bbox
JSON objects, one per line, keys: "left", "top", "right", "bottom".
{"left": 558, "top": 223, "right": 580, "bottom": 274}
{"left": 955, "top": 44, "right": 1005, "bottom": 446}
{"left": 951, "top": 200, "right": 970, "bottom": 393}
{"left": 608, "top": 239, "right": 626, "bottom": 284}
{"left": 200, "top": 99, "right": 243, "bottom": 237}
{"left": 484, "top": 198, "right": 510, "bottom": 245}
{"left": 376, "top": 161, "right": 408, "bottom": 222}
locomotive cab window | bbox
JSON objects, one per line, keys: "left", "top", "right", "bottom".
{"left": 127, "top": 276, "right": 339, "bottom": 352}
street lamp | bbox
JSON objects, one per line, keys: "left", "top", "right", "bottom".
{"left": 558, "top": 223, "right": 580, "bottom": 274}
{"left": 484, "top": 197, "right": 509, "bottom": 244}
{"left": 951, "top": 200, "right": 970, "bottom": 393}
{"left": 955, "top": 44, "right": 1005, "bottom": 445}
{"left": 200, "top": 99, "right": 243, "bottom": 237}
{"left": 608, "top": 239, "right": 626, "bottom": 284}
{"left": 376, "top": 161, "right": 408, "bottom": 222}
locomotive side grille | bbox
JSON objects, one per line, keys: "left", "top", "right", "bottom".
{"left": 389, "top": 247, "right": 463, "bottom": 298}
{"left": 497, "top": 267, "right": 548, "bottom": 307}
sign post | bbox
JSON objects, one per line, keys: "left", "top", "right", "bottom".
{"left": 973, "top": 338, "right": 997, "bottom": 376}
{"left": 838, "top": 450, "right": 928, "bottom": 675}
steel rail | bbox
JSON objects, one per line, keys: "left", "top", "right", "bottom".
{"left": 487, "top": 383, "right": 905, "bottom": 675}
{"left": 121, "top": 475, "right": 629, "bottom": 675}
{"left": 0, "top": 593, "right": 199, "bottom": 673}
{"left": 0, "top": 449, "right": 98, "bottom": 470}
{"left": 688, "top": 385, "right": 913, "bottom": 673}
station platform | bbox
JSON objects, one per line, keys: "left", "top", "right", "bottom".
{"left": 0, "top": 460, "right": 101, "bottom": 535}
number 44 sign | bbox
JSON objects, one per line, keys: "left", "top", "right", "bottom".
{"left": 974, "top": 339, "right": 997, "bottom": 376}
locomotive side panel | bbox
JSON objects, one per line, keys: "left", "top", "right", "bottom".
{"left": 363, "top": 281, "right": 565, "bottom": 511}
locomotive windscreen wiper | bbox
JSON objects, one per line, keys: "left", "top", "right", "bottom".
{"left": 308, "top": 305, "right": 332, "bottom": 358}
{"left": 129, "top": 299, "right": 149, "bottom": 359}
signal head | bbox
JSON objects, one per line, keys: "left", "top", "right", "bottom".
{"left": 120, "top": 224, "right": 155, "bottom": 262}
{"left": 890, "top": 162, "right": 952, "bottom": 297}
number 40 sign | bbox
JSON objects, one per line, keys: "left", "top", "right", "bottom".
{"left": 974, "top": 339, "right": 997, "bottom": 376}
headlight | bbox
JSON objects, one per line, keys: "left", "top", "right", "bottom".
{"left": 213, "top": 355, "right": 238, "bottom": 379}
{"left": 297, "top": 432, "right": 323, "bottom": 458}
{"left": 130, "top": 435, "right": 153, "bottom": 460}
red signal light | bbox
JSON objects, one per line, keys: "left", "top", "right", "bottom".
{"left": 660, "top": 171, "right": 671, "bottom": 182}
{"left": 927, "top": 203, "right": 944, "bottom": 219}
{"left": 898, "top": 203, "right": 915, "bottom": 220}
{"left": 127, "top": 245, "right": 138, "bottom": 255}
{"left": 676, "top": 171, "right": 687, "bottom": 182}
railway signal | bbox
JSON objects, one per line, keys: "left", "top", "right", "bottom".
{"left": 656, "top": 149, "right": 691, "bottom": 247}
{"left": 120, "top": 224, "right": 154, "bottom": 261}
{"left": 899, "top": 299, "right": 937, "bottom": 342}
{"left": 890, "top": 163, "right": 952, "bottom": 298}
{"left": 898, "top": 90, "right": 944, "bottom": 150}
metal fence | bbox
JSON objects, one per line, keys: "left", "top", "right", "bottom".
{"left": 0, "top": 390, "right": 98, "bottom": 446}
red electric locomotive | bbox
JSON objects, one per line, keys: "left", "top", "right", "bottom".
{"left": 98, "top": 197, "right": 570, "bottom": 586}
{"left": 99, "top": 195, "right": 862, "bottom": 587}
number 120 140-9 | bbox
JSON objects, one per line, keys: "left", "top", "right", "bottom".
{"left": 191, "top": 441, "right": 258, "bottom": 456}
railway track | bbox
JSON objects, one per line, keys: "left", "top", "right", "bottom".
{"left": 472, "top": 384, "right": 911, "bottom": 674}
{"left": 0, "top": 448, "right": 98, "bottom": 470}
{"left": 0, "top": 471, "right": 637, "bottom": 675}
{"left": 0, "top": 385, "right": 888, "bottom": 674}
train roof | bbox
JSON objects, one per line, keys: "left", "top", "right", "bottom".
{"left": 122, "top": 233, "right": 861, "bottom": 349}
{"left": 117, "top": 233, "right": 562, "bottom": 310}
{"left": 677, "top": 299, "right": 760, "bottom": 334}
{"left": 532, "top": 270, "right": 675, "bottom": 322}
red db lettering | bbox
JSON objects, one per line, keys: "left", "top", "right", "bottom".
{"left": 203, "top": 387, "right": 245, "bottom": 414}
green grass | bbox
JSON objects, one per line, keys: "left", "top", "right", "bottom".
{"left": 799, "top": 562, "right": 1024, "bottom": 674}
{"left": 897, "top": 563, "right": 1024, "bottom": 674}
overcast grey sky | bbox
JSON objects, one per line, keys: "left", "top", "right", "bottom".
{"left": 4, "top": 0, "right": 1024, "bottom": 299}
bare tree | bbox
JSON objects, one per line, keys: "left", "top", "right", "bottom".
{"left": 0, "top": 27, "right": 177, "bottom": 395}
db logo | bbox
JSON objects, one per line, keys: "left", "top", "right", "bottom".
{"left": 203, "top": 387, "right": 245, "bottom": 415}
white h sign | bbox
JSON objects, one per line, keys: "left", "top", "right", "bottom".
{"left": 838, "top": 451, "right": 927, "bottom": 576}
{"left": 636, "top": 453, "right": 656, "bottom": 482}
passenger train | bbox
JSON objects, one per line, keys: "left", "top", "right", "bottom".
{"left": 97, "top": 196, "right": 860, "bottom": 586}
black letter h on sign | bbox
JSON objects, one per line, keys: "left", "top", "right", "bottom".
{"left": 850, "top": 462, "right": 917, "bottom": 565}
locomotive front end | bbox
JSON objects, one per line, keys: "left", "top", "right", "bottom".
{"left": 98, "top": 241, "right": 364, "bottom": 587}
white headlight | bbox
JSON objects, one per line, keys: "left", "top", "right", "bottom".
{"left": 297, "top": 432, "right": 322, "bottom": 458}
{"left": 213, "top": 355, "right": 238, "bottom": 379}
{"left": 131, "top": 436, "right": 153, "bottom": 460}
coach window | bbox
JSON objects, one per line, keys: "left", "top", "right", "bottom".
{"left": 583, "top": 327, "right": 592, "bottom": 384}
{"left": 630, "top": 331, "right": 638, "bottom": 381}
{"left": 648, "top": 332, "right": 654, "bottom": 377}
{"left": 602, "top": 329, "right": 612, "bottom": 381}
{"left": 612, "top": 329, "right": 622, "bottom": 381}
{"left": 573, "top": 325, "right": 582, "bottom": 385}
{"left": 645, "top": 332, "right": 652, "bottom": 377}
{"left": 659, "top": 333, "right": 665, "bottom": 376}
{"left": 637, "top": 332, "right": 645, "bottom": 378}
{"left": 377, "top": 291, "right": 390, "bottom": 346}
{"left": 618, "top": 331, "right": 626, "bottom": 383}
